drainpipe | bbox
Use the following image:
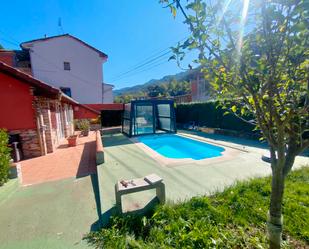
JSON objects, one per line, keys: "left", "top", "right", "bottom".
{"left": 102, "top": 83, "right": 104, "bottom": 104}
{"left": 35, "top": 103, "right": 46, "bottom": 156}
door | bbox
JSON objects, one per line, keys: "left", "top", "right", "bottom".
{"left": 56, "top": 104, "right": 65, "bottom": 139}
{"left": 134, "top": 104, "right": 154, "bottom": 135}
{"left": 37, "top": 111, "right": 47, "bottom": 155}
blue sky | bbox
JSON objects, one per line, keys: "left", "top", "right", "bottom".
{"left": 0, "top": 0, "right": 196, "bottom": 89}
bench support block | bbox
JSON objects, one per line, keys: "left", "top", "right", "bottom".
{"left": 115, "top": 176, "right": 165, "bottom": 214}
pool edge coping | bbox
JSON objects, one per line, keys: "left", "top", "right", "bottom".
{"left": 130, "top": 133, "right": 244, "bottom": 167}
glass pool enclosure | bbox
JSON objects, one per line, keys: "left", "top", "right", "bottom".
{"left": 122, "top": 99, "right": 177, "bottom": 137}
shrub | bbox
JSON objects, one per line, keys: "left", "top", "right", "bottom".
{"left": 90, "top": 116, "right": 101, "bottom": 125}
{"left": 176, "top": 101, "right": 255, "bottom": 133}
{"left": 74, "top": 119, "right": 90, "bottom": 131}
{"left": 0, "top": 129, "right": 11, "bottom": 186}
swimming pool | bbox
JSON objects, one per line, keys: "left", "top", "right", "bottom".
{"left": 139, "top": 134, "right": 225, "bottom": 160}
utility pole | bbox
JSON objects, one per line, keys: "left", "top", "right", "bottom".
{"left": 58, "top": 18, "right": 64, "bottom": 35}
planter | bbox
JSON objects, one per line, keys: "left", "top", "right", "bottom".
{"left": 199, "top": 127, "right": 215, "bottom": 134}
{"left": 67, "top": 135, "right": 78, "bottom": 147}
{"left": 81, "top": 129, "right": 89, "bottom": 137}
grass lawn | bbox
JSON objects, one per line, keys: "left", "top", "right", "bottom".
{"left": 85, "top": 166, "right": 309, "bottom": 248}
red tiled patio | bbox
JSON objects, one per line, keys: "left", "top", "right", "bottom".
{"left": 19, "top": 131, "right": 97, "bottom": 186}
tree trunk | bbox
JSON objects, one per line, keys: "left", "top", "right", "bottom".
{"left": 268, "top": 166, "right": 285, "bottom": 249}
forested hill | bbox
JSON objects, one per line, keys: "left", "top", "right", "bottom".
{"left": 114, "top": 69, "right": 198, "bottom": 96}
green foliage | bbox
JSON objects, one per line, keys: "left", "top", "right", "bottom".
{"left": 163, "top": 1, "right": 308, "bottom": 245}
{"left": 114, "top": 92, "right": 145, "bottom": 104}
{"left": 84, "top": 167, "right": 309, "bottom": 248}
{"left": 0, "top": 129, "right": 11, "bottom": 186}
{"left": 74, "top": 119, "right": 90, "bottom": 131}
{"left": 90, "top": 116, "right": 101, "bottom": 125}
{"left": 176, "top": 101, "right": 255, "bottom": 133}
{"left": 115, "top": 80, "right": 191, "bottom": 103}
{"left": 163, "top": 0, "right": 309, "bottom": 156}
{"left": 147, "top": 80, "right": 190, "bottom": 98}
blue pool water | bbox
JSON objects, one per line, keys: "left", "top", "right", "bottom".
{"left": 139, "top": 134, "right": 225, "bottom": 160}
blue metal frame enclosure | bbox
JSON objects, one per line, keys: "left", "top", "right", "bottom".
{"left": 122, "top": 99, "right": 177, "bottom": 137}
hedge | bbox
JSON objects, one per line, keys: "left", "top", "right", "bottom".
{"left": 0, "top": 129, "right": 11, "bottom": 186}
{"left": 176, "top": 102, "right": 256, "bottom": 133}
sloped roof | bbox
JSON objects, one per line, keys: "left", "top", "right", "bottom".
{"left": 0, "top": 61, "right": 102, "bottom": 116}
{"left": 20, "top": 34, "right": 108, "bottom": 58}
{"left": 79, "top": 104, "right": 100, "bottom": 115}
{"left": 0, "top": 61, "right": 78, "bottom": 104}
{"left": 103, "top": 83, "right": 115, "bottom": 88}
{"left": 0, "top": 61, "right": 59, "bottom": 94}
{"left": 85, "top": 103, "right": 124, "bottom": 111}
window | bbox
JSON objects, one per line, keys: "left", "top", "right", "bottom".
{"left": 60, "top": 87, "right": 72, "bottom": 97}
{"left": 64, "top": 105, "right": 69, "bottom": 125}
{"left": 63, "top": 62, "right": 70, "bottom": 70}
{"left": 64, "top": 104, "right": 73, "bottom": 125}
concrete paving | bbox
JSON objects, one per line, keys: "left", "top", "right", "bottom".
{"left": 0, "top": 175, "right": 101, "bottom": 249}
{"left": 0, "top": 132, "right": 100, "bottom": 249}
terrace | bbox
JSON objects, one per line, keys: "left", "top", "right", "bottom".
{"left": 0, "top": 129, "right": 307, "bottom": 249}
{"left": 96, "top": 130, "right": 308, "bottom": 219}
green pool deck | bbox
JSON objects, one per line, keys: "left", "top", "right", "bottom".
{"left": 97, "top": 132, "right": 308, "bottom": 218}
{"left": 0, "top": 131, "right": 307, "bottom": 249}
{"left": 0, "top": 175, "right": 101, "bottom": 249}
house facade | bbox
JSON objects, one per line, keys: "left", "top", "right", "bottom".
{"left": 0, "top": 61, "right": 76, "bottom": 159}
{"left": 102, "top": 83, "right": 114, "bottom": 103}
{"left": 173, "top": 94, "right": 192, "bottom": 104}
{"left": 20, "top": 34, "right": 113, "bottom": 104}
{"left": 191, "top": 72, "right": 210, "bottom": 102}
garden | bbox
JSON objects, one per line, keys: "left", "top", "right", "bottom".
{"left": 85, "top": 167, "right": 309, "bottom": 248}
{"left": 85, "top": 0, "right": 309, "bottom": 248}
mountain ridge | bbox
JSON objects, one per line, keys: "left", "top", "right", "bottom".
{"left": 114, "top": 69, "right": 198, "bottom": 96}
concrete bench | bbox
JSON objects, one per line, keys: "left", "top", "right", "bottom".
{"left": 115, "top": 174, "right": 165, "bottom": 213}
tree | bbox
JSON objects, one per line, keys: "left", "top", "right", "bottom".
{"left": 161, "top": 0, "right": 308, "bottom": 248}
{"left": 168, "top": 79, "right": 191, "bottom": 96}
{"left": 147, "top": 85, "right": 166, "bottom": 97}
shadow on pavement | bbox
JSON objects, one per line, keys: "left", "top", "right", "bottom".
{"left": 89, "top": 172, "right": 105, "bottom": 231}
{"left": 102, "top": 133, "right": 134, "bottom": 148}
{"left": 76, "top": 141, "right": 97, "bottom": 178}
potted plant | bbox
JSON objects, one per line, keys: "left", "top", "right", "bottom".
{"left": 80, "top": 119, "right": 90, "bottom": 136}
{"left": 67, "top": 135, "right": 78, "bottom": 147}
{"left": 75, "top": 119, "right": 90, "bottom": 136}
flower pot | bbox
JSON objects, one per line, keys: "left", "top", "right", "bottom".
{"left": 200, "top": 127, "right": 215, "bottom": 134}
{"left": 81, "top": 129, "right": 89, "bottom": 137}
{"left": 67, "top": 135, "right": 78, "bottom": 147}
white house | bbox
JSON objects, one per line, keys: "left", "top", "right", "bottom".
{"left": 102, "top": 83, "right": 114, "bottom": 103}
{"left": 20, "top": 34, "right": 114, "bottom": 104}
